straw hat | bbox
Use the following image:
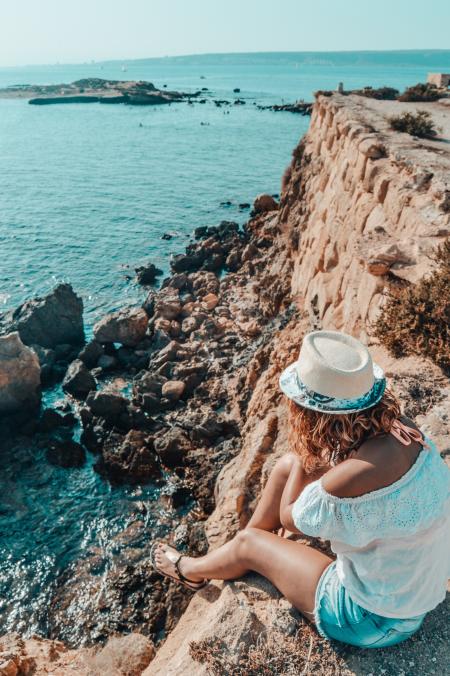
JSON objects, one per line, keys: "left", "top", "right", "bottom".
{"left": 279, "top": 330, "right": 386, "bottom": 414}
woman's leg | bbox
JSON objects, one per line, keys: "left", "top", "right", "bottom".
{"left": 155, "top": 528, "right": 332, "bottom": 619}
{"left": 246, "top": 452, "right": 326, "bottom": 532}
{"left": 246, "top": 452, "right": 307, "bottom": 531}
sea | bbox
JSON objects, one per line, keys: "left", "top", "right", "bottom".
{"left": 0, "top": 50, "right": 449, "bottom": 640}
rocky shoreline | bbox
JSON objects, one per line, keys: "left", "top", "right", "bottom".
{"left": 0, "top": 191, "right": 288, "bottom": 649}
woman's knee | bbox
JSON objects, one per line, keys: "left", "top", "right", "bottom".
{"left": 273, "top": 452, "right": 302, "bottom": 479}
{"left": 234, "top": 527, "right": 261, "bottom": 562}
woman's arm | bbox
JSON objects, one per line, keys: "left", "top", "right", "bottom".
{"left": 279, "top": 459, "right": 329, "bottom": 533}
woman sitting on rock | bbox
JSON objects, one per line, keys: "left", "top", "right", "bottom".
{"left": 152, "top": 330, "right": 450, "bottom": 648}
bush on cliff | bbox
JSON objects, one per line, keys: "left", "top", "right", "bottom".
{"left": 398, "top": 83, "right": 441, "bottom": 102}
{"left": 374, "top": 240, "right": 450, "bottom": 372}
{"left": 389, "top": 110, "right": 438, "bottom": 138}
{"left": 354, "top": 86, "right": 399, "bottom": 100}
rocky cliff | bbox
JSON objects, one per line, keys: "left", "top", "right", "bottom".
{"left": 147, "top": 94, "right": 450, "bottom": 675}
{"left": 2, "top": 94, "right": 448, "bottom": 675}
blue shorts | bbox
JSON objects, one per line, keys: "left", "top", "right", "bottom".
{"left": 314, "top": 562, "right": 426, "bottom": 648}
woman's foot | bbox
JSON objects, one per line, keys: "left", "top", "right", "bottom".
{"left": 152, "top": 542, "right": 207, "bottom": 590}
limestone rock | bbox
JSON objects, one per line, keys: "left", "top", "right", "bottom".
{"left": 0, "top": 332, "right": 40, "bottom": 413}
{"left": 252, "top": 193, "right": 279, "bottom": 214}
{"left": 94, "top": 307, "right": 148, "bottom": 346}
{"left": 86, "top": 633, "right": 155, "bottom": 675}
{"left": 0, "top": 283, "right": 84, "bottom": 349}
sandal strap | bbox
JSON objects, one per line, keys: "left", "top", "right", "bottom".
{"left": 174, "top": 554, "right": 193, "bottom": 584}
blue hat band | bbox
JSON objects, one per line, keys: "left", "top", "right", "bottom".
{"left": 279, "top": 363, "right": 386, "bottom": 414}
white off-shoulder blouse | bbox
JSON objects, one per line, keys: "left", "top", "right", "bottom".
{"left": 292, "top": 438, "right": 450, "bottom": 618}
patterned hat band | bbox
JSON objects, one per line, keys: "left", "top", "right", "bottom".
{"left": 279, "top": 362, "right": 386, "bottom": 414}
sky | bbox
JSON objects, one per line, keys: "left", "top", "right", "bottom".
{"left": 0, "top": 0, "right": 449, "bottom": 67}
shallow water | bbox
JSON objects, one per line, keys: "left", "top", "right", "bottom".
{"left": 0, "top": 51, "right": 449, "bottom": 639}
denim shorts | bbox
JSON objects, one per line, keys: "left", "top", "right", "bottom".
{"left": 314, "top": 562, "right": 426, "bottom": 648}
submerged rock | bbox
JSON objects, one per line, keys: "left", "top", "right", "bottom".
{"left": 0, "top": 283, "right": 84, "bottom": 349}
{"left": 46, "top": 438, "right": 86, "bottom": 468}
{"left": 0, "top": 332, "right": 41, "bottom": 413}
{"left": 135, "top": 262, "right": 163, "bottom": 285}
{"left": 93, "top": 308, "right": 148, "bottom": 347}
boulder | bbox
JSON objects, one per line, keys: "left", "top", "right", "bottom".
{"left": 78, "top": 340, "right": 104, "bottom": 368}
{"left": 62, "top": 359, "right": 97, "bottom": 398}
{"left": 0, "top": 283, "right": 84, "bottom": 349}
{"left": 153, "top": 427, "right": 191, "bottom": 468}
{"left": 161, "top": 380, "right": 186, "bottom": 402}
{"left": 96, "top": 430, "right": 161, "bottom": 483}
{"left": 170, "top": 253, "right": 203, "bottom": 273}
{"left": 86, "top": 391, "right": 129, "bottom": 423}
{"left": 252, "top": 193, "right": 279, "bottom": 214}
{"left": 86, "top": 633, "right": 155, "bottom": 675}
{"left": 0, "top": 332, "right": 41, "bottom": 413}
{"left": 46, "top": 438, "right": 86, "bottom": 468}
{"left": 154, "top": 289, "right": 182, "bottom": 320}
{"left": 202, "top": 293, "right": 219, "bottom": 311}
{"left": 93, "top": 308, "right": 148, "bottom": 347}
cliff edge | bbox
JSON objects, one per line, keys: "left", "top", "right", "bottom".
{"left": 147, "top": 94, "right": 450, "bottom": 676}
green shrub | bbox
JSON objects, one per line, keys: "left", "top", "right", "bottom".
{"left": 398, "top": 83, "right": 441, "bottom": 102}
{"left": 354, "top": 86, "right": 399, "bottom": 100}
{"left": 389, "top": 110, "right": 437, "bottom": 138}
{"left": 374, "top": 240, "right": 450, "bottom": 372}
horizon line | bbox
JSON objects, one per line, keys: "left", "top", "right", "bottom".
{"left": 2, "top": 47, "right": 450, "bottom": 70}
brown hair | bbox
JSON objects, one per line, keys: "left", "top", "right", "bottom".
{"left": 287, "top": 389, "right": 401, "bottom": 474}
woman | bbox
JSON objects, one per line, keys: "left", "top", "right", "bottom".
{"left": 152, "top": 330, "right": 450, "bottom": 648}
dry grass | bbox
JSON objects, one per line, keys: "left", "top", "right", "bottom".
{"left": 189, "top": 623, "right": 351, "bottom": 676}
{"left": 374, "top": 240, "right": 450, "bottom": 372}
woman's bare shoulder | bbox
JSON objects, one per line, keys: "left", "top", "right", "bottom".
{"left": 321, "top": 457, "right": 382, "bottom": 499}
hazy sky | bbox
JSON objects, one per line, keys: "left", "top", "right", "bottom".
{"left": 1, "top": 0, "right": 449, "bottom": 67}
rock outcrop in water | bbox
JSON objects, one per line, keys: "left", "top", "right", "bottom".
{"left": 0, "top": 78, "right": 201, "bottom": 106}
{"left": 0, "top": 332, "right": 40, "bottom": 412}
{"left": 1, "top": 93, "right": 449, "bottom": 674}
{"left": 0, "top": 283, "right": 84, "bottom": 349}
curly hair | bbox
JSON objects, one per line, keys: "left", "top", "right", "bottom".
{"left": 287, "top": 389, "right": 401, "bottom": 474}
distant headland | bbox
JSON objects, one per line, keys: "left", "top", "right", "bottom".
{"left": 0, "top": 78, "right": 201, "bottom": 105}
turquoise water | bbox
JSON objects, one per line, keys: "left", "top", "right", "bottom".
{"left": 2, "top": 51, "right": 450, "bottom": 324}
{"left": 1, "top": 51, "right": 449, "bottom": 641}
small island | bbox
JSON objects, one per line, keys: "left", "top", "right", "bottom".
{"left": 0, "top": 78, "right": 201, "bottom": 105}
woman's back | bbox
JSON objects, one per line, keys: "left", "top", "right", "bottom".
{"left": 292, "top": 433, "right": 450, "bottom": 618}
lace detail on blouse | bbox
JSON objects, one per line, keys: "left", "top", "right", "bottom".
{"left": 292, "top": 439, "right": 449, "bottom": 548}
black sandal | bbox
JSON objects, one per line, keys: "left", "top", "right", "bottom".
{"left": 150, "top": 542, "right": 208, "bottom": 591}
